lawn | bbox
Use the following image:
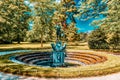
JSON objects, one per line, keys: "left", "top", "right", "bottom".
{"left": 0, "top": 42, "right": 89, "bottom": 51}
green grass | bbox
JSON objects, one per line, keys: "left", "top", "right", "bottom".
{"left": 0, "top": 42, "right": 89, "bottom": 51}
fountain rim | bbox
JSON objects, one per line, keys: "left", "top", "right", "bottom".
{"left": 9, "top": 51, "right": 86, "bottom": 68}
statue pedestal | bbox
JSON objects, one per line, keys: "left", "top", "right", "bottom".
{"left": 51, "top": 41, "right": 66, "bottom": 67}
{"left": 52, "top": 51, "right": 65, "bottom": 67}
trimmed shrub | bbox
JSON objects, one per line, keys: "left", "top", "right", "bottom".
{"left": 88, "top": 29, "right": 109, "bottom": 49}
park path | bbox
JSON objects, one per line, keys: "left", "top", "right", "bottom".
{"left": 20, "top": 72, "right": 120, "bottom": 80}
{"left": 0, "top": 71, "right": 120, "bottom": 80}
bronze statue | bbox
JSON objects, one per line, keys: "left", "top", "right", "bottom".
{"left": 55, "top": 23, "right": 61, "bottom": 40}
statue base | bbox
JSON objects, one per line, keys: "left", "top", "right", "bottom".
{"left": 51, "top": 41, "right": 66, "bottom": 67}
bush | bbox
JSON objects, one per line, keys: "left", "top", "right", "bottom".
{"left": 88, "top": 40, "right": 109, "bottom": 49}
{"left": 0, "top": 39, "right": 12, "bottom": 44}
{"left": 88, "top": 29, "right": 109, "bottom": 49}
{"left": 107, "top": 31, "right": 120, "bottom": 50}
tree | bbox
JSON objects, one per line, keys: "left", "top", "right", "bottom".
{"left": 53, "top": 0, "right": 78, "bottom": 29}
{"left": 26, "top": 0, "right": 55, "bottom": 47}
{"left": 52, "top": 0, "right": 108, "bottom": 42}
{"left": 91, "top": 0, "right": 120, "bottom": 50}
{"left": 77, "top": 0, "right": 120, "bottom": 50}
{"left": 76, "top": 32, "right": 88, "bottom": 42}
{"left": 64, "top": 23, "right": 78, "bottom": 41}
{"left": 107, "top": 31, "right": 120, "bottom": 49}
{"left": 51, "top": 0, "right": 80, "bottom": 42}
{"left": 0, "top": 0, "right": 31, "bottom": 43}
{"left": 76, "top": 0, "right": 108, "bottom": 21}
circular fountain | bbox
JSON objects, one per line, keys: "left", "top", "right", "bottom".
{"left": 10, "top": 51, "right": 107, "bottom": 67}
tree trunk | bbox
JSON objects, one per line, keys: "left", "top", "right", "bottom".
{"left": 41, "top": 34, "right": 43, "bottom": 47}
{"left": 49, "top": 30, "right": 53, "bottom": 41}
{"left": 17, "top": 34, "right": 20, "bottom": 44}
{"left": 7, "top": 30, "right": 12, "bottom": 44}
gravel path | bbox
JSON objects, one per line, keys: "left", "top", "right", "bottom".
{"left": 0, "top": 72, "right": 120, "bottom": 80}
{"left": 22, "top": 72, "right": 120, "bottom": 80}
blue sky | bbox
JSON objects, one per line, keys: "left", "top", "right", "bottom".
{"left": 74, "top": 0, "right": 105, "bottom": 33}
{"left": 76, "top": 18, "right": 95, "bottom": 33}
{"left": 75, "top": 14, "right": 105, "bottom": 33}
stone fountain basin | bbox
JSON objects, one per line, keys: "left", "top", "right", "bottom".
{"left": 10, "top": 51, "right": 107, "bottom": 67}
